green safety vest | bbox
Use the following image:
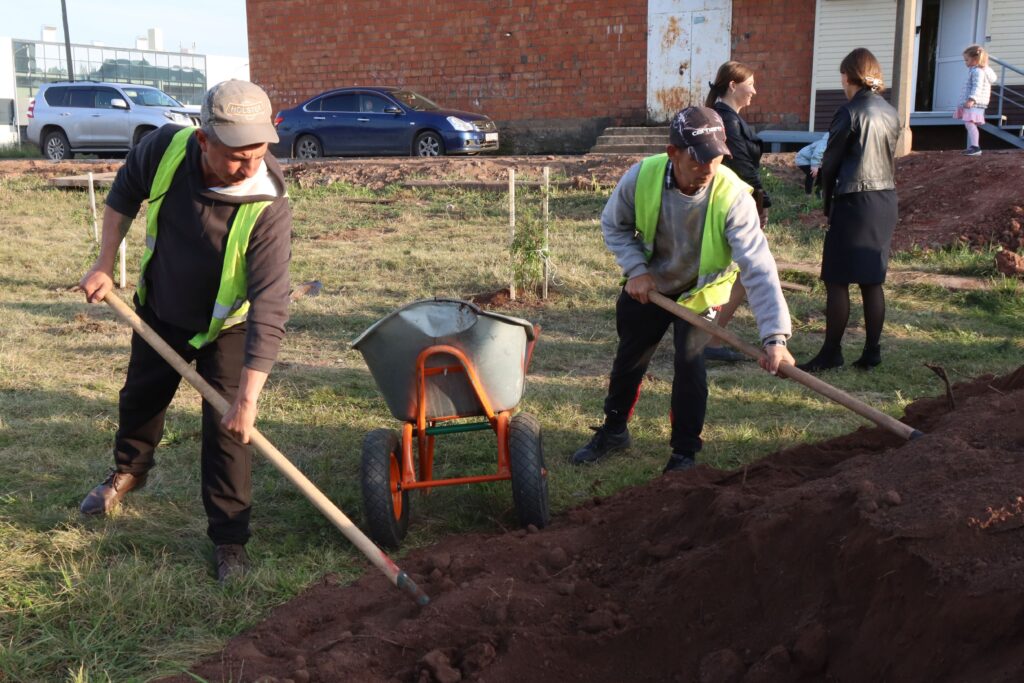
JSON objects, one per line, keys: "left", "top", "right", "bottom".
{"left": 137, "top": 127, "right": 272, "bottom": 348}
{"left": 632, "top": 153, "right": 752, "bottom": 313}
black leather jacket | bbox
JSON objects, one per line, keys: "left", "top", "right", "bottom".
{"left": 820, "top": 88, "right": 899, "bottom": 216}
{"left": 713, "top": 101, "right": 770, "bottom": 207}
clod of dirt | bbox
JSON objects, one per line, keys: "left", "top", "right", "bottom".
{"left": 544, "top": 546, "right": 569, "bottom": 570}
{"left": 996, "top": 249, "right": 1024, "bottom": 277}
{"left": 699, "top": 649, "right": 746, "bottom": 683}
{"left": 459, "top": 642, "right": 496, "bottom": 678}
{"left": 791, "top": 622, "right": 828, "bottom": 674}
{"left": 742, "top": 645, "right": 795, "bottom": 683}
{"left": 418, "top": 649, "right": 461, "bottom": 683}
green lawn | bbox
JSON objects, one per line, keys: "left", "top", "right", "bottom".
{"left": 0, "top": 167, "right": 1021, "bottom": 681}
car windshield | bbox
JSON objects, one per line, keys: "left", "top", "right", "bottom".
{"left": 121, "top": 87, "right": 181, "bottom": 107}
{"left": 390, "top": 90, "right": 440, "bottom": 112}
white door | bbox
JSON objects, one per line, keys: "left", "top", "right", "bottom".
{"left": 933, "top": 0, "right": 988, "bottom": 111}
{"left": 647, "top": 0, "right": 732, "bottom": 123}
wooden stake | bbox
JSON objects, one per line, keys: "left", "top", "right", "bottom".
{"left": 87, "top": 172, "right": 98, "bottom": 242}
{"left": 508, "top": 168, "right": 516, "bottom": 301}
{"left": 542, "top": 166, "right": 550, "bottom": 300}
{"left": 118, "top": 238, "right": 127, "bottom": 289}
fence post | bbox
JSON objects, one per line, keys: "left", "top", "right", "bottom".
{"left": 542, "top": 166, "right": 550, "bottom": 300}
{"left": 508, "top": 168, "right": 516, "bottom": 301}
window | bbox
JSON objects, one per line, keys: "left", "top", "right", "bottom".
{"left": 320, "top": 93, "right": 358, "bottom": 112}
{"left": 360, "top": 94, "right": 392, "bottom": 113}
{"left": 43, "top": 86, "right": 69, "bottom": 106}
{"left": 67, "top": 88, "right": 96, "bottom": 108}
{"left": 94, "top": 87, "right": 121, "bottom": 109}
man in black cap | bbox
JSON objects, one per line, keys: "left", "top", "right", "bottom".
{"left": 570, "top": 105, "right": 794, "bottom": 473}
{"left": 77, "top": 80, "right": 291, "bottom": 582}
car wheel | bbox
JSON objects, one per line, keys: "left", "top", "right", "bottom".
{"left": 43, "top": 130, "right": 73, "bottom": 161}
{"left": 133, "top": 127, "right": 156, "bottom": 146}
{"left": 414, "top": 131, "right": 444, "bottom": 157}
{"left": 295, "top": 135, "right": 323, "bottom": 159}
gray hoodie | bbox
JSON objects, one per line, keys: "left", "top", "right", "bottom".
{"left": 601, "top": 161, "right": 791, "bottom": 342}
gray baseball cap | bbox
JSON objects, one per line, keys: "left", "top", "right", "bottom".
{"left": 200, "top": 80, "right": 279, "bottom": 147}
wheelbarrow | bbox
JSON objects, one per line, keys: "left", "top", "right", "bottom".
{"left": 352, "top": 298, "right": 549, "bottom": 548}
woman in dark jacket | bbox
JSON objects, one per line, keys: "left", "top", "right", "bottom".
{"left": 798, "top": 48, "right": 899, "bottom": 372}
{"left": 706, "top": 61, "right": 771, "bottom": 222}
{"left": 701, "top": 61, "right": 770, "bottom": 362}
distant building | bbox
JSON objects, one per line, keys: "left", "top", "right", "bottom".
{"left": 0, "top": 28, "right": 250, "bottom": 146}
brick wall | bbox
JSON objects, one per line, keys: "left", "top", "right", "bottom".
{"left": 246, "top": 0, "right": 817, "bottom": 152}
{"left": 731, "top": 0, "right": 816, "bottom": 129}
{"left": 247, "top": 0, "right": 649, "bottom": 152}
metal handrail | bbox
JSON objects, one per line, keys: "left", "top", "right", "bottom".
{"left": 991, "top": 57, "right": 1024, "bottom": 130}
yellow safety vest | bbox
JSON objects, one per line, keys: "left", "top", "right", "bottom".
{"left": 137, "top": 127, "right": 272, "bottom": 348}
{"left": 632, "top": 153, "right": 751, "bottom": 313}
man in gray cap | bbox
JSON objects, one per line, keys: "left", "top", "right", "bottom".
{"left": 570, "top": 105, "right": 794, "bottom": 474}
{"left": 78, "top": 80, "right": 291, "bottom": 582}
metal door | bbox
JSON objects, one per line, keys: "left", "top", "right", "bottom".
{"left": 933, "top": 0, "right": 988, "bottom": 111}
{"left": 90, "top": 87, "right": 130, "bottom": 146}
{"left": 647, "top": 0, "right": 732, "bottom": 123}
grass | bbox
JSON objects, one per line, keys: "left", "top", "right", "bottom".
{"left": 0, "top": 144, "right": 42, "bottom": 160}
{"left": 1, "top": 166, "right": 1022, "bottom": 681}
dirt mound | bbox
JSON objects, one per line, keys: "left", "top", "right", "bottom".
{"left": 163, "top": 366, "right": 1024, "bottom": 683}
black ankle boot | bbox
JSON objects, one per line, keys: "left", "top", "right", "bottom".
{"left": 852, "top": 345, "right": 881, "bottom": 370}
{"left": 796, "top": 347, "right": 844, "bottom": 373}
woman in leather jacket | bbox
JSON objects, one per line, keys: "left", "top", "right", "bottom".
{"left": 701, "top": 60, "right": 769, "bottom": 362}
{"left": 798, "top": 48, "right": 900, "bottom": 373}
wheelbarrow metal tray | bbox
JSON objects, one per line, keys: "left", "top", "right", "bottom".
{"left": 352, "top": 298, "right": 535, "bottom": 422}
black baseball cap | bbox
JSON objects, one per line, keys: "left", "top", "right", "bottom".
{"left": 669, "top": 106, "right": 731, "bottom": 163}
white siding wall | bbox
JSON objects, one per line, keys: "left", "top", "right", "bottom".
{"left": 811, "top": 0, "right": 897, "bottom": 95}
{"left": 986, "top": 0, "right": 1024, "bottom": 84}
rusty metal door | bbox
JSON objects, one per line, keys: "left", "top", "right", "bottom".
{"left": 647, "top": 0, "right": 732, "bottom": 123}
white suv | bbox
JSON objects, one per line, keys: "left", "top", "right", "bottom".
{"left": 26, "top": 81, "right": 201, "bottom": 160}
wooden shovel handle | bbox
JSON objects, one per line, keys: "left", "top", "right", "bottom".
{"left": 648, "top": 291, "right": 923, "bottom": 441}
{"left": 102, "top": 292, "right": 430, "bottom": 606}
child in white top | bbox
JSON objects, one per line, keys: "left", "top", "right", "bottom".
{"left": 794, "top": 133, "right": 828, "bottom": 195}
{"left": 956, "top": 44, "right": 998, "bottom": 156}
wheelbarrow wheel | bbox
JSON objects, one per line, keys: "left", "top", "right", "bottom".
{"left": 509, "top": 412, "right": 550, "bottom": 529}
{"left": 360, "top": 428, "right": 409, "bottom": 548}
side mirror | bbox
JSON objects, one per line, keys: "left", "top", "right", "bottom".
{"left": 111, "top": 98, "right": 128, "bottom": 110}
{"left": 384, "top": 106, "right": 402, "bottom": 115}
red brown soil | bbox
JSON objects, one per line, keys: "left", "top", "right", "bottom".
{"left": 163, "top": 365, "right": 1024, "bottom": 683}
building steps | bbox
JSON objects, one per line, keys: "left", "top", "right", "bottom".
{"left": 589, "top": 126, "right": 669, "bottom": 155}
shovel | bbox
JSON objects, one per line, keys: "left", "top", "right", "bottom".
{"left": 102, "top": 292, "right": 430, "bottom": 606}
{"left": 648, "top": 291, "right": 923, "bottom": 441}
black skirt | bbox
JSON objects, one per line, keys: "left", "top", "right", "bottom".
{"left": 820, "top": 189, "right": 898, "bottom": 285}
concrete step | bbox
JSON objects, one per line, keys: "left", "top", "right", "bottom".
{"left": 602, "top": 126, "right": 670, "bottom": 136}
{"left": 593, "top": 134, "right": 668, "bottom": 146}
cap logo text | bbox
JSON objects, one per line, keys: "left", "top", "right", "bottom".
{"left": 225, "top": 101, "right": 264, "bottom": 119}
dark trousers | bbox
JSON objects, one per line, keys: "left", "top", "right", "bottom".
{"left": 797, "top": 165, "right": 820, "bottom": 195}
{"left": 115, "top": 305, "right": 252, "bottom": 545}
{"left": 603, "top": 290, "right": 708, "bottom": 454}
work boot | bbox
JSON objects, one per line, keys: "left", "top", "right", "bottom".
{"left": 796, "top": 347, "right": 844, "bottom": 374}
{"left": 852, "top": 344, "right": 882, "bottom": 370}
{"left": 570, "top": 425, "right": 631, "bottom": 465}
{"left": 214, "top": 544, "right": 251, "bottom": 584}
{"left": 662, "top": 452, "right": 697, "bottom": 474}
{"left": 79, "top": 469, "right": 148, "bottom": 515}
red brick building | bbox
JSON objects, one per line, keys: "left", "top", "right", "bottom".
{"left": 246, "top": 0, "right": 816, "bottom": 153}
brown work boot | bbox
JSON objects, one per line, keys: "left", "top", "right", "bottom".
{"left": 79, "top": 469, "right": 148, "bottom": 515}
{"left": 214, "top": 544, "right": 251, "bottom": 584}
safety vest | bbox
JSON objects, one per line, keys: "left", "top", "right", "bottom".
{"left": 137, "top": 127, "right": 272, "bottom": 348}
{"left": 632, "top": 153, "right": 751, "bottom": 313}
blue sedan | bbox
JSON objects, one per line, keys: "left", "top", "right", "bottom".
{"left": 273, "top": 86, "right": 499, "bottom": 158}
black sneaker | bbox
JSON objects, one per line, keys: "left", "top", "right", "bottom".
{"left": 570, "top": 425, "right": 631, "bottom": 465}
{"left": 963, "top": 146, "right": 982, "bottom": 156}
{"left": 214, "top": 544, "right": 251, "bottom": 584}
{"left": 663, "top": 452, "right": 696, "bottom": 474}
